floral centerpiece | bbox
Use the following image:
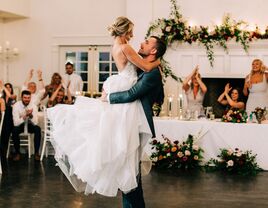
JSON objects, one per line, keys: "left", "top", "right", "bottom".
{"left": 252, "top": 107, "right": 267, "bottom": 124}
{"left": 206, "top": 148, "right": 262, "bottom": 176}
{"left": 222, "top": 108, "right": 247, "bottom": 123}
{"left": 150, "top": 134, "right": 203, "bottom": 170}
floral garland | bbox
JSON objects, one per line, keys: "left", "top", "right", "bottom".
{"left": 150, "top": 134, "right": 204, "bottom": 170}
{"left": 146, "top": 0, "right": 268, "bottom": 73}
{"left": 222, "top": 108, "right": 248, "bottom": 123}
{"left": 206, "top": 148, "right": 262, "bottom": 176}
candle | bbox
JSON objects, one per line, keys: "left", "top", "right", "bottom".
{"left": 5, "top": 41, "right": 10, "bottom": 49}
{"left": 168, "top": 96, "right": 173, "bottom": 117}
{"left": 179, "top": 94, "right": 183, "bottom": 109}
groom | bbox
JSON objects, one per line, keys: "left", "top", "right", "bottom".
{"left": 101, "top": 36, "right": 167, "bottom": 208}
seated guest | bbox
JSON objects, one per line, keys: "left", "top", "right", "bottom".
{"left": 12, "top": 90, "right": 41, "bottom": 161}
{"left": 0, "top": 81, "right": 16, "bottom": 159}
{"left": 22, "top": 69, "right": 45, "bottom": 107}
{"left": 218, "top": 83, "right": 245, "bottom": 110}
{"left": 42, "top": 72, "right": 63, "bottom": 100}
{"left": 47, "top": 83, "right": 72, "bottom": 108}
{"left": 243, "top": 59, "right": 268, "bottom": 114}
{"left": 182, "top": 66, "right": 207, "bottom": 113}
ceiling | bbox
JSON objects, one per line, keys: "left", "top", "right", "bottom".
{"left": 0, "top": 10, "right": 27, "bottom": 22}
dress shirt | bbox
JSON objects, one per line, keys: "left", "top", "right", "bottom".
{"left": 12, "top": 101, "right": 39, "bottom": 126}
{"left": 63, "top": 73, "right": 83, "bottom": 96}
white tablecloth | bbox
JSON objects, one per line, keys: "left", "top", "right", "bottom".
{"left": 153, "top": 117, "right": 268, "bottom": 170}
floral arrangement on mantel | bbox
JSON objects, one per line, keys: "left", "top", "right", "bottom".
{"left": 206, "top": 148, "right": 262, "bottom": 176}
{"left": 252, "top": 107, "right": 267, "bottom": 124}
{"left": 222, "top": 108, "right": 248, "bottom": 123}
{"left": 146, "top": 0, "right": 268, "bottom": 79}
{"left": 150, "top": 134, "right": 204, "bottom": 170}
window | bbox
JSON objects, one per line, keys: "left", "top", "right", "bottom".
{"left": 60, "top": 46, "right": 118, "bottom": 96}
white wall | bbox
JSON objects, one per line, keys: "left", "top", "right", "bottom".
{"left": 1, "top": 0, "right": 126, "bottom": 86}
{"left": 1, "top": 0, "right": 268, "bottom": 87}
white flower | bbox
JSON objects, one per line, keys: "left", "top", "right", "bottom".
{"left": 177, "top": 151, "right": 184, "bottom": 158}
{"left": 227, "top": 149, "right": 233, "bottom": 156}
{"left": 185, "top": 150, "right": 191, "bottom": 156}
{"left": 193, "top": 155, "right": 199, "bottom": 160}
{"left": 167, "top": 153, "right": 171, "bottom": 157}
{"left": 193, "top": 145, "right": 199, "bottom": 151}
{"left": 165, "top": 26, "right": 172, "bottom": 32}
{"left": 227, "top": 160, "right": 234, "bottom": 167}
{"left": 236, "top": 152, "right": 242, "bottom": 157}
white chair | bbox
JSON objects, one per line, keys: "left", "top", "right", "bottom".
{"left": 40, "top": 107, "right": 53, "bottom": 161}
{"left": 6, "top": 120, "right": 33, "bottom": 159}
{"left": 0, "top": 111, "right": 6, "bottom": 174}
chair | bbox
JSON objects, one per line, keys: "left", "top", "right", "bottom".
{"left": 0, "top": 111, "right": 6, "bottom": 174}
{"left": 6, "top": 119, "right": 33, "bottom": 159}
{"left": 40, "top": 107, "right": 53, "bottom": 161}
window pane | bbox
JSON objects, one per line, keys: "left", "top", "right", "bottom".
{"left": 98, "top": 83, "right": 103, "bottom": 92}
{"left": 99, "top": 52, "right": 110, "bottom": 61}
{"left": 83, "top": 83, "right": 88, "bottom": 92}
{"left": 112, "top": 63, "right": 118, "bottom": 72}
{"left": 77, "top": 72, "right": 88, "bottom": 81}
{"left": 99, "top": 63, "right": 109, "bottom": 72}
{"left": 99, "top": 73, "right": 110, "bottom": 82}
{"left": 66, "top": 52, "right": 76, "bottom": 63}
{"left": 76, "top": 63, "right": 88, "bottom": 72}
{"left": 77, "top": 52, "right": 88, "bottom": 61}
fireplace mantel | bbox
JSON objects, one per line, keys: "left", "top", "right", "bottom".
{"left": 165, "top": 40, "right": 268, "bottom": 79}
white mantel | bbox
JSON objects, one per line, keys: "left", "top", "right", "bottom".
{"left": 165, "top": 40, "right": 268, "bottom": 79}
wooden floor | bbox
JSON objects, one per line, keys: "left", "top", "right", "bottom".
{"left": 0, "top": 156, "right": 268, "bottom": 208}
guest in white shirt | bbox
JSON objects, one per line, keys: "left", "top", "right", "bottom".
{"left": 62, "top": 62, "right": 83, "bottom": 96}
{"left": 12, "top": 90, "right": 41, "bottom": 161}
{"left": 22, "top": 69, "right": 45, "bottom": 107}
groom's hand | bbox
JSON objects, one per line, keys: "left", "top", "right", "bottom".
{"left": 100, "top": 89, "right": 108, "bottom": 102}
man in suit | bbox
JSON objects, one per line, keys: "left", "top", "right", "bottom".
{"left": 101, "top": 36, "right": 167, "bottom": 208}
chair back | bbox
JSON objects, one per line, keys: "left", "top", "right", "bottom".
{"left": 43, "top": 107, "right": 53, "bottom": 141}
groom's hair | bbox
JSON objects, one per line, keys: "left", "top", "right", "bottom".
{"left": 151, "top": 36, "right": 167, "bottom": 59}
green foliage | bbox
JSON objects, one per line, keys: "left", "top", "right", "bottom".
{"left": 206, "top": 148, "right": 262, "bottom": 176}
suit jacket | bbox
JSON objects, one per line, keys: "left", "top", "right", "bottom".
{"left": 109, "top": 68, "right": 164, "bottom": 137}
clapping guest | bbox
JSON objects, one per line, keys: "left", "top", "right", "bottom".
{"left": 243, "top": 59, "right": 268, "bottom": 114}
{"left": 42, "top": 73, "right": 63, "bottom": 100}
{"left": 47, "top": 83, "right": 72, "bottom": 108}
{"left": 22, "top": 69, "right": 45, "bottom": 107}
{"left": 218, "top": 83, "right": 245, "bottom": 110}
{"left": 12, "top": 90, "right": 41, "bottom": 161}
{"left": 182, "top": 66, "right": 207, "bottom": 113}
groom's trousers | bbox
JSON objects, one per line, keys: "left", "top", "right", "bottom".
{"left": 122, "top": 172, "right": 145, "bottom": 208}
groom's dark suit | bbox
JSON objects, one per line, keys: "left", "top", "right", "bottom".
{"left": 109, "top": 67, "right": 164, "bottom": 208}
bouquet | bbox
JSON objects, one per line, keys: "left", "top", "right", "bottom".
{"left": 150, "top": 134, "right": 204, "bottom": 170}
{"left": 222, "top": 108, "right": 247, "bottom": 123}
{"left": 252, "top": 107, "right": 267, "bottom": 124}
{"left": 206, "top": 148, "right": 262, "bottom": 176}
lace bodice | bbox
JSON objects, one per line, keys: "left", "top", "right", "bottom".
{"left": 118, "top": 62, "right": 137, "bottom": 79}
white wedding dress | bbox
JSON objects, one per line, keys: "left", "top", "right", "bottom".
{"left": 47, "top": 62, "right": 152, "bottom": 197}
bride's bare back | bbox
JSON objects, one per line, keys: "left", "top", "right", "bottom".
{"left": 112, "top": 43, "right": 130, "bottom": 72}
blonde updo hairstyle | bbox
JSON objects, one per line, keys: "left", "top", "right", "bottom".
{"left": 108, "top": 16, "right": 134, "bottom": 37}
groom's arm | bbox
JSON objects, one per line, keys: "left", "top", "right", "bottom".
{"left": 109, "top": 69, "right": 161, "bottom": 104}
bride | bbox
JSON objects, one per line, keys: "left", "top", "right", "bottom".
{"left": 47, "top": 16, "right": 160, "bottom": 197}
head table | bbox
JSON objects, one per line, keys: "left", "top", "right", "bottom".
{"left": 153, "top": 117, "right": 268, "bottom": 170}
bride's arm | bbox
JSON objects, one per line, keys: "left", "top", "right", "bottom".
{"left": 121, "top": 44, "right": 160, "bottom": 72}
